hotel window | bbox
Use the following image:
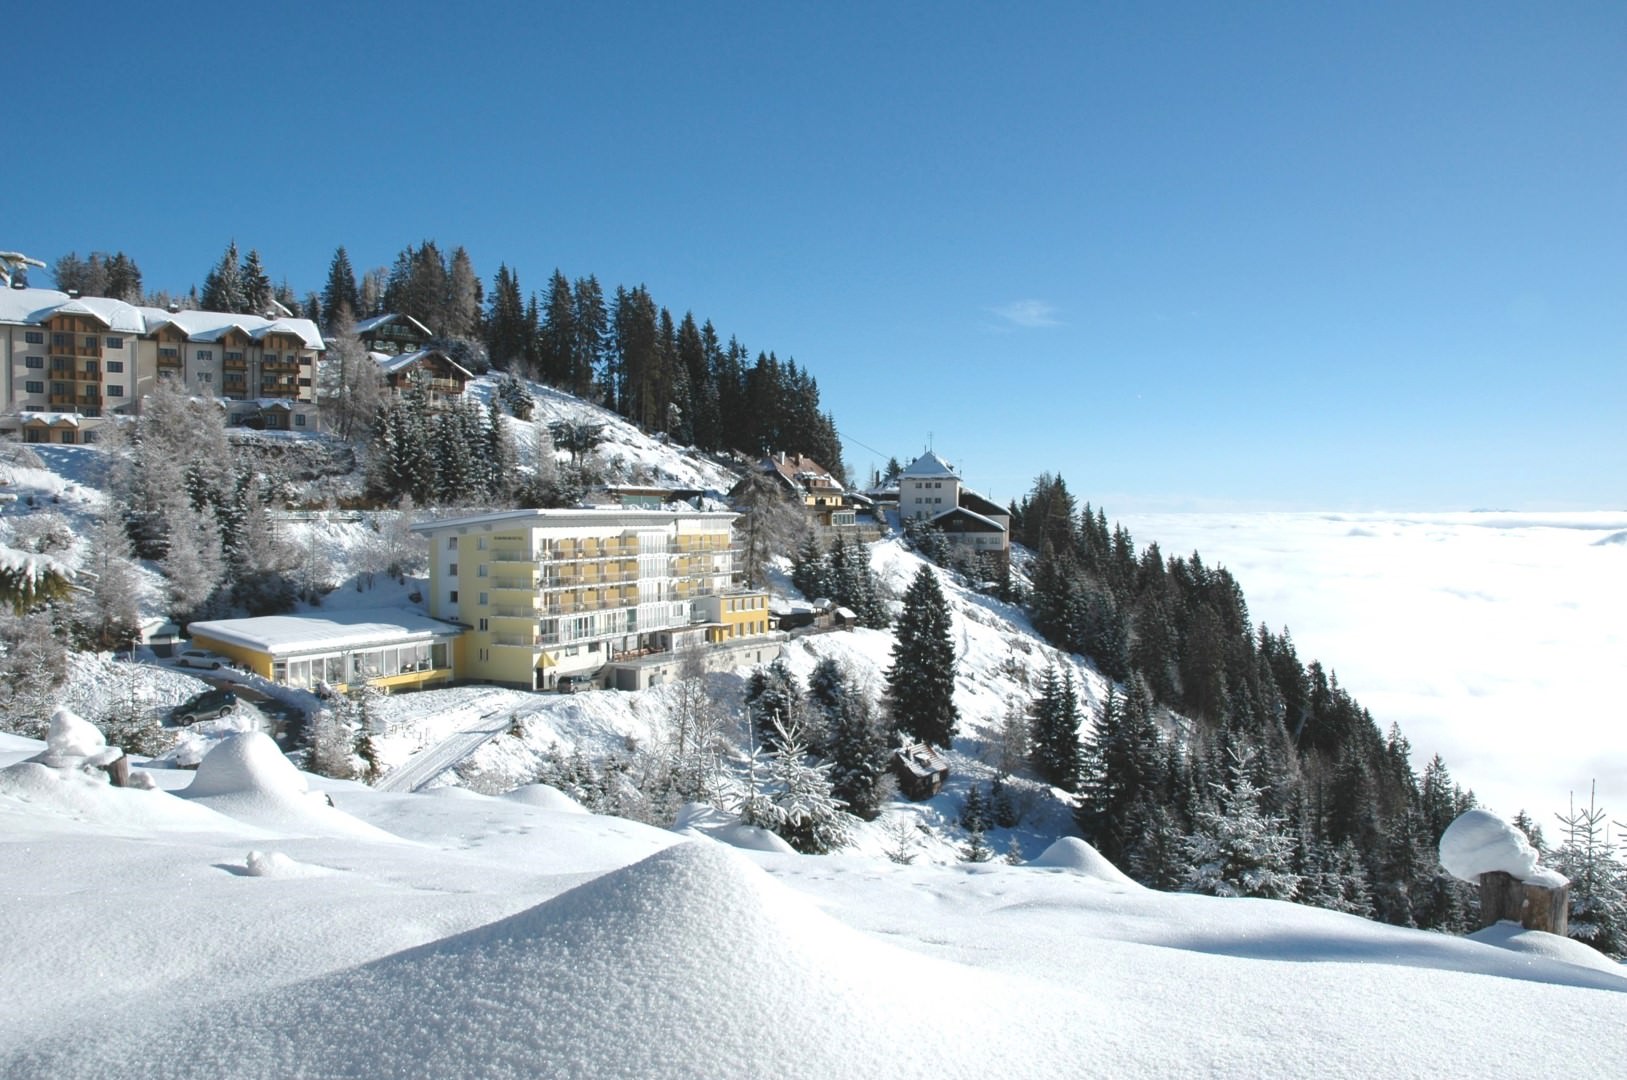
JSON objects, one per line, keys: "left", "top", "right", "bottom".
{"left": 478, "top": 618, "right": 489, "bottom": 631}
{"left": 107, "top": 386, "right": 124, "bottom": 397}
{"left": 264, "top": 353, "right": 278, "bottom": 364}
{"left": 225, "top": 351, "right": 243, "bottom": 362}
{"left": 294, "top": 415, "right": 306, "bottom": 427}
{"left": 449, "top": 563, "right": 458, "bottom": 576}
{"left": 106, "top": 337, "right": 123, "bottom": 349}
{"left": 447, "top": 538, "right": 457, "bottom": 550}
{"left": 449, "top": 590, "right": 458, "bottom": 603}
{"left": 106, "top": 360, "right": 123, "bottom": 373}
{"left": 52, "top": 333, "right": 71, "bottom": 347}
{"left": 478, "top": 592, "right": 488, "bottom": 606}
{"left": 197, "top": 372, "right": 212, "bottom": 384}
{"left": 196, "top": 349, "right": 213, "bottom": 361}
{"left": 82, "top": 335, "right": 97, "bottom": 349}
{"left": 24, "top": 381, "right": 43, "bottom": 394}
{"left": 477, "top": 564, "right": 488, "bottom": 578}
{"left": 24, "top": 331, "right": 43, "bottom": 344}
{"left": 25, "top": 356, "right": 43, "bottom": 369}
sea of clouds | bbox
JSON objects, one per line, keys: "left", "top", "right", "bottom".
{"left": 1114, "top": 511, "right": 1627, "bottom": 827}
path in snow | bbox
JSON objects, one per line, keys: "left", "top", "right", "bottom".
{"left": 373, "top": 706, "right": 519, "bottom": 793}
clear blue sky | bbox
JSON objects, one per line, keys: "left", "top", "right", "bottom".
{"left": 14, "top": 1, "right": 1623, "bottom": 511}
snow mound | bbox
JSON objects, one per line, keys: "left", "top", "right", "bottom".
{"left": 500, "top": 783, "right": 589, "bottom": 813}
{"left": 1030, "top": 837, "right": 1142, "bottom": 887}
{"left": 1438, "top": 809, "right": 1541, "bottom": 883}
{"left": 244, "top": 850, "right": 333, "bottom": 879}
{"left": 0, "top": 761, "right": 261, "bottom": 835}
{"left": 671, "top": 800, "right": 797, "bottom": 853}
{"left": 179, "top": 734, "right": 400, "bottom": 842}
{"left": 184, "top": 732, "right": 307, "bottom": 799}
{"left": 28, "top": 708, "right": 121, "bottom": 770}
{"left": 56, "top": 842, "right": 1052, "bottom": 1078}
{"left": 1469, "top": 923, "right": 1626, "bottom": 978}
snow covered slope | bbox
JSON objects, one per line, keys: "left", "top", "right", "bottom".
{"left": 1, "top": 732, "right": 1621, "bottom": 1079}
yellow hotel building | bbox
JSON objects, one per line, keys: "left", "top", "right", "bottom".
{"left": 411, "top": 508, "right": 771, "bottom": 691}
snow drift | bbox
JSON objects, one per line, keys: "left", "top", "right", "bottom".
{"left": 12, "top": 841, "right": 1094, "bottom": 1079}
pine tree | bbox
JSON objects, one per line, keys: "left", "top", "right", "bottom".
{"left": 745, "top": 660, "right": 802, "bottom": 751}
{"left": 811, "top": 659, "right": 893, "bottom": 820}
{"left": 886, "top": 565, "right": 959, "bottom": 746}
{"left": 1553, "top": 785, "right": 1627, "bottom": 959}
{"left": 1182, "top": 747, "right": 1301, "bottom": 900}
{"left": 321, "top": 245, "right": 361, "bottom": 329}
{"left": 200, "top": 240, "right": 247, "bottom": 313}
{"left": 1029, "top": 665, "right": 1081, "bottom": 790}
{"left": 241, "top": 249, "right": 273, "bottom": 314}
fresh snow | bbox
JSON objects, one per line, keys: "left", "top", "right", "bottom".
{"left": 1438, "top": 808, "right": 1545, "bottom": 883}
{"left": 2, "top": 731, "right": 1622, "bottom": 1078}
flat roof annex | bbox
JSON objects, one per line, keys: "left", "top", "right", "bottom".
{"left": 189, "top": 608, "right": 460, "bottom": 658}
{"left": 409, "top": 508, "right": 737, "bottom": 535}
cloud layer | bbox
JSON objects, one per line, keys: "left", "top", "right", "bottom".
{"left": 1115, "top": 511, "right": 1627, "bottom": 822}
{"left": 990, "top": 299, "right": 1061, "bottom": 329}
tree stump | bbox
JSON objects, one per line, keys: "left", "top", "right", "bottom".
{"left": 100, "top": 753, "right": 131, "bottom": 788}
{"left": 1477, "top": 870, "right": 1570, "bottom": 936}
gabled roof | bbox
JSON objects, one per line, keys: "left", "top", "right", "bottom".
{"left": 373, "top": 347, "right": 475, "bottom": 381}
{"left": 959, "top": 489, "right": 1007, "bottom": 518}
{"left": 354, "top": 312, "right": 434, "bottom": 338}
{"left": 137, "top": 306, "right": 325, "bottom": 349}
{"left": 759, "top": 453, "right": 843, "bottom": 492}
{"left": 900, "top": 450, "right": 958, "bottom": 479}
{"left": 930, "top": 505, "right": 1005, "bottom": 532}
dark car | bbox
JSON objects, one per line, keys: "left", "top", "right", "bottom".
{"left": 171, "top": 688, "right": 238, "bottom": 725}
{"left": 557, "top": 673, "right": 596, "bottom": 694}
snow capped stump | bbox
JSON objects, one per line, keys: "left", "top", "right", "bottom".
{"left": 1439, "top": 810, "right": 1570, "bottom": 936}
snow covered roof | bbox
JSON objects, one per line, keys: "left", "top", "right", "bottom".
{"left": 373, "top": 347, "right": 475, "bottom": 380}
{"left": 930, "top": 505, "right": 1005, "bottom": 532}
{"left": 0, "top": 287, "right": 147, "bottom": 333}
{"left": 411, "top": 507, "right": 737, "bottom": 535}
{"left": 139, "top": 307, "right": 324, "bottom": 350}
{"left": 353, "top": 312, "right": 433, "bottom": 338}
{"left": 900, "top": 450, "right": 958, "bottom": 478}
{"left": 188, "top": 608, "right": 461, "bottom": 658}
{"left": 959, "top": 489, "right": 1007, "bottom": 518}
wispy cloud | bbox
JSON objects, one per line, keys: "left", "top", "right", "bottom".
{"left": 990, "top": 299, "right": 1061, "bottom": 329}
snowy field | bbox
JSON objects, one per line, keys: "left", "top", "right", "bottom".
{"left": 1116, "top": 511, "right": 1627, "bottom": 820}
{"left": 2, "top": 721, "right": 1622, "bottom": 1079}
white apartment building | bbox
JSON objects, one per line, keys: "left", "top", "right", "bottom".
{"left": 0, "top": 285, "right": 323, "bottom": 440}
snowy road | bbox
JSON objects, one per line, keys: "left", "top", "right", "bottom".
{"left": 373, "top": 707, "right": 517, "bottom": 793}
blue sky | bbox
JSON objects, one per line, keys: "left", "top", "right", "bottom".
{"left": 13, "top": 2, "right": 1623, "bottom": 510}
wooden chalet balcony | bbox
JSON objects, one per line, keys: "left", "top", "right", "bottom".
{"left": 48, "top": 343, "right": 100, "bottom": 359}
{"left": 223, "top": 357, "right": 248, "bottom": 370}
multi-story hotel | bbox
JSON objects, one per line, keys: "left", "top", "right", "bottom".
{"left": 412, "top": 508, "right": 774, "bottom": 691}
{"left": 0, "top": 285, "right": 324, "bottom": 440}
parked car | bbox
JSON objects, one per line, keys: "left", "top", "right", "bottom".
{"left": 175, "top": 647, "right": 227, "bottom": 670}
{"left": 557, "top": 673, "right": 596, "bottom": 694}
{"left": 171, "top": 688, "right": 238, "bottom": 725}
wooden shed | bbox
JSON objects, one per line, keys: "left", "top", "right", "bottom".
{"left": 892, "top": 743, "right": 950, "bottom": 800}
